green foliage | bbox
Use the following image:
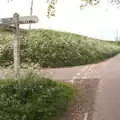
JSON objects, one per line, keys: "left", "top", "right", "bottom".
{"left": 80, "top": 0, "right": 100, "bottom": 9}
{"left": 0, "top": 29, "right": 120, "bottom": 68}
{"left": 0, "top": 72, "right": 76, "bottom": 120}
{"left": 80, "top": 0, "right": 120, "bottom": 10}
{"left": 47, "top": 0, "right": 57, "bottom": 18}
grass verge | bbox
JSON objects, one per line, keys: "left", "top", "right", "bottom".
{"left": 0, "top": 29, "right": 120, "bottom": 68}
{"left": 0, "top": 71, "right": 78, "bottom": 120}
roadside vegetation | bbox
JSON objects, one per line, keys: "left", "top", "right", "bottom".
{"left": 0, "top": 71, "right": 78, "bottom": 120}
{"left": 0, "top": 29, "right": 119, "bottom": 120}
{"left": 0, "top": 29, "right": 120, "bottom": 68}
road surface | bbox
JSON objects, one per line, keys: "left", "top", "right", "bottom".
{"left": 91, "top": 54, "right": 120, "bottom": 120}
{"left": 42, "top": 54, "right": 120, "bottom": 120}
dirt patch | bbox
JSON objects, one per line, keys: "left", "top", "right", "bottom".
{"left": 59, "top": 78, "right": 100, "bottom": 120}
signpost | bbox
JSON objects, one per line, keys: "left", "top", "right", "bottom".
{"left": 13, "top": 13, "right": 20, "bottom": 79}
{"left": 1, "top": 15, "right": 38, "bottom": 25}
{"left": 0, "top": 13, "right": 39, "bottom": 79}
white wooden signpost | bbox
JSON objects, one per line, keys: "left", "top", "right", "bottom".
{"left": 1, "top": 15, "right": 38, "bottom": 25}
{"left": 0, "top": 13, "right": 39, "bottom": 79}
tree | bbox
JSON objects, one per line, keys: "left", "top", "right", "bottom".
{"left": 47, "top": 0, "right": 57, "bottom": 18}
{"left": 7, "top": 0, "right": 120, "bottom": 18}
{"left": 7, "top": 0, "right": 57, "bottom": 28}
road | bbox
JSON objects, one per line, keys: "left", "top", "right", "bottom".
{"left": 92, "top": 54, "right": 120, "bottom": 120}
{"left": 42, "top": 54, "right": 120, "bottom": 120}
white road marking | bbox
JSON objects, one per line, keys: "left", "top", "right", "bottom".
{"left": 97, "top": 79, "right": 104, "bottom": 93}
{"left": 69, "top": 79, "right": 74, "bottom": 84}
{"left": 77, "top": 66, "right": 90, "bottom": 78}
{"left": 81, "top": 65, "right": 95, "bottom": 77}
{"left": 72, "top": 76, "right": 80, "bottom": 80}
{"left": 70, "top": 64, "right": 98, "bottom": 84}
{"left": 83, "top": 112, "right": 88, "bottom": 120}
{"left": 77, "top": 72, "right": 81, "bottom": 76}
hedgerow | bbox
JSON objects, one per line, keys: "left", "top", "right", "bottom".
{"left": 0, "top": 29, "right": 120, "bottom": 67}
{"left": 0, "top": 72, "right": 77, "bottom": 120}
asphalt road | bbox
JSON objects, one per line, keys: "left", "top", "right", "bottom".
{"left": 92, "top": 54, "right": 120, "bottom": 120}
{"left": 42, "top": 54, "right": 120, "bottom": 120}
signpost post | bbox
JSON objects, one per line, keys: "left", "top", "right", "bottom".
{"left": 13, "top": 13, "right": 20, "bottom": 79}
{"left": 0, "top": 13, "right": 39, "bottom": 79}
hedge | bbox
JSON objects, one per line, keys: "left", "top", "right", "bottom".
{"left": 0, "top": 29, "right": 120, "bottom": 67}
{"left": 0, "top": 72, "right": 77, "bottom": 120}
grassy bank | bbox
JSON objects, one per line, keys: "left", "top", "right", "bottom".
{"left": 0, "top": 72, "right": 77, "bottom": 120}
{"left": 0, "top": 29, "right": 120, "bottom": 68}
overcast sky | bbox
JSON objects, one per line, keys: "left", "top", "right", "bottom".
{"left": 1, "top": 0, "right": 120, "bottom": 40}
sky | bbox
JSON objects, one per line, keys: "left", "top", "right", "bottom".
{"left": 1, "top": 0, "right": 120, "bottom": 40}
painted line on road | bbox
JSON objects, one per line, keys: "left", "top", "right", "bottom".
{"left": 76, "top": 66, "right": 90, "bottom": 78}
{"left": 83, "top": 112, "right": 88, "bottom": 120}
{"left": 79, "top": 65, "right": 96, "bottom": 84}
{"left": 70, "top": 64, "right": 96, "bottom": 84}
{"left": 97, "top": 78, "right": 104, "bottom": 93}
{"left": 70, "top": 66, "right": 90, "bottom": 84}
{"left": 81, "top": 64, "right": 95, "bottom": 77}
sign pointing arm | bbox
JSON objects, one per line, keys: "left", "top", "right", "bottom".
{"left": 0, "top": 13, "right": 39, "bottom": 79}
{"left": 0, "top": 16, "right": 39, "bottom": 25}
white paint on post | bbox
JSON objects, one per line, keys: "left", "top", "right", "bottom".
{"left": 13, "top": 13, "right": 20, "bottom": 79}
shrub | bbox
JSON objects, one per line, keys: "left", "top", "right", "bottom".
{"left": 0, "top": 29, "right": 120, "bottom": 67}
{"left": 0, "top": 72, "right": 77, "bottom": 120}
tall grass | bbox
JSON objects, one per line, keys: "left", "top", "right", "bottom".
{"left": 0, "top": 29, "right": 120, "bottom": 68}
{"left": 0, "top": 71, "right": 77, "bottom": 120}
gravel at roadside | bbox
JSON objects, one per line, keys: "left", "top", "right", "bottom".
{"left": 59, "top": 78, "right": 100, "bottom": 120}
